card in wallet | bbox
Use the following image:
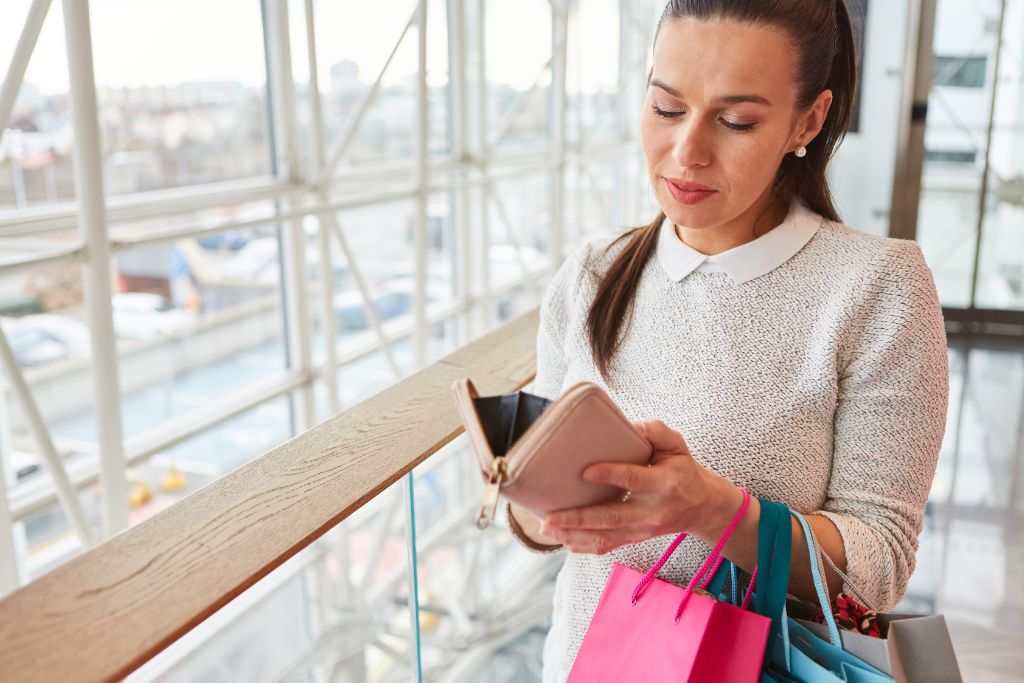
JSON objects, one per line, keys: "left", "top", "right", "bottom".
{"left": 451, "top": 377, "right": 653, "bottom": 529}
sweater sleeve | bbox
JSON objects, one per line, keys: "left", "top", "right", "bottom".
{"left": 817, "top": 240, "right": 949, "bottom": 610}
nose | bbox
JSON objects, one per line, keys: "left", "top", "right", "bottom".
{"left": 671, "top": 117, "right": 712, "bottom": 169}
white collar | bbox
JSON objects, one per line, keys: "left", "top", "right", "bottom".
{"left": 656, "top": 197, "right": 823, "bottom": 285}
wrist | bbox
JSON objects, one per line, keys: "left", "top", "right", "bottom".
{"left": 692, "top": 473, "right": 743, "bottom": 543}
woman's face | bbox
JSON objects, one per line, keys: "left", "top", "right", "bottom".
{"left": 640, "top": 18, "right": 829, "bottom": 232}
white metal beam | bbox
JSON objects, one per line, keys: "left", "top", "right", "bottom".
{"left": 304, "top": 0, "right": 341, "bottom": 417}
{"left": 476, "top": 0, "right": 493, "bottom": 328}
{"left": 0, "top": 387, "right": 23, "bottom": 595}
{"left": 413, "top": 0, "right": 429, "bottom": 369}
{"left": 0, "top": 328, "right": 96, "bottom": 547}
{"left": 550, "top": 0, "right": 569, "bottom": 265}
{"left": 0, "top": 176, "right": 295, "bottom": 238}
{"left": 268, "top": 0, "right": 317, "bottom": 431}
{"left": 62, "top": 0, "right": 129, "bottom": 536}
{"left": 447, "top": 0, "right": 475, "bottom": 345}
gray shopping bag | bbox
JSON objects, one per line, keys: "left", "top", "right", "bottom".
{"left": 797, "top": 613, "right": 962, "bottom": 683}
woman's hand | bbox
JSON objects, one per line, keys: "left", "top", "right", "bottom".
{"left": 538, "top": 420, "right": 741, "bottom": 554}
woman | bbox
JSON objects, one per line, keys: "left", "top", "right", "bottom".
{"left": 506, "top": 0, "right": 949, "bottom": 680}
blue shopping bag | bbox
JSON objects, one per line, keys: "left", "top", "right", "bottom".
{"left": 749, "top": 500, "right": 894, "bottom": 683}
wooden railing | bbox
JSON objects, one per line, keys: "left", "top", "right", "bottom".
{"left": 0, "top": 310, "right": 539, "bottom": 683}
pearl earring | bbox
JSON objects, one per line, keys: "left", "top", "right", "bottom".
{"left": 795, "top": 146, "right": 807, "bottom": 158}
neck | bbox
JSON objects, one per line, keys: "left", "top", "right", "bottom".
{"left": 674, "top": 191, "right": 790, "bottom": 256}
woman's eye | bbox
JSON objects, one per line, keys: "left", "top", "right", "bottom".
{"left": 721, "top": 119, "right": 756, "bottom": 132}
{"left": 650, "top": 103, "right": 756, "bottom": 132}
{"left": 650, "top": 103, "right": 683, "bottom": 118}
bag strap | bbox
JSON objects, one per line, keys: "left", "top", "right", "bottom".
{"left": 754, "top": 498, "right": 792, "bottom": 656}
{"left": 802, "top": 517, "right": 876, "bottom": 611}
{"left": 704, "top": 556, "right": 758, "bottom": 611}
{"left": 790, "top": 510, "right": 843, "bottom": 646}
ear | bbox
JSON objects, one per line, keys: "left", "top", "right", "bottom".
{"left": 791, "top": 89, "right": 833, "bottom": 150}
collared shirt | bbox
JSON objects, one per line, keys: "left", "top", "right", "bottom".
{"left": 656, "top": 197, "right": 824, "bottom": 284}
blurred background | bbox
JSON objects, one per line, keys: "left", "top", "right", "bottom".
{"left": 0, "top": 0, "right": 1021, "bottom": 681}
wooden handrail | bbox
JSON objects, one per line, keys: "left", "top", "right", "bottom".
{"left": 0, "top": 310, "right": 539, "bottom": 683}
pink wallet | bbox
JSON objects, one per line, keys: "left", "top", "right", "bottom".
{"left": 451, "top": 378, "right": 653, "bottom": 528}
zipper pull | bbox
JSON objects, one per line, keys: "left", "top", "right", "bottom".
{"left": 477, "top": 456, "right": 507, "bottom": 529}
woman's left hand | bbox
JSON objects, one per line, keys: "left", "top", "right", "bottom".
{"left": 538, "top": 419, "right": 740, "bottom": 554}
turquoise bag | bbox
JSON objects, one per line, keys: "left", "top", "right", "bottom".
{"left": 746, "top": 499, "right": 895, "bottom": 683}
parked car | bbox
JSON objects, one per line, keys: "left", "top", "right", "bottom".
{"left": 0, "top": 314, "right": 91, "bottom": 368}
{"left": 111, "top": 292, "right": 196, "bottom": 340}
{"left": 196, "top": 230, "right": 250, "bottom": 251}
{"left": 333, "top": 276, "right": 450, "bottom": 332}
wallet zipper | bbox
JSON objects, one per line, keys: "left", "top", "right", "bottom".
{"left": 476, "top": 455, "right": 507, "bottom": 529}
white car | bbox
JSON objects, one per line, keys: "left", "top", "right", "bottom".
{"left": 0, "top": 314, "right": 91, "bottom": 368}
{"left": 111, "top": 292, "right": 196, "bottom": 340}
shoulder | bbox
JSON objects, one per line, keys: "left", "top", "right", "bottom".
{"left": 808, "top": 219, "right": 936, "bottom": 294}
{"left": 546, "top": 232, "right": 633, "bottom": 299}
{"left": 813, "top": 220, "right": 945, "bottom": 369}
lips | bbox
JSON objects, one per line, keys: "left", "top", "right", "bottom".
{"left": 664, "top": 178, "right": 717, "bottom": 205}
{"left": 665, "top": 179, "right": 715, "bottom": 192}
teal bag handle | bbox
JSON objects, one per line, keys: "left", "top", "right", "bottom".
{"left": 753, "top": 498, "right": 792, "bottom": 655}
{"left": 705, "top": 558, "right": 732, "bottom": 599}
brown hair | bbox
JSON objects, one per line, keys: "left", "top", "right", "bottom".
{"left": 585, "top": 0, "right": 858, "bottom": 381}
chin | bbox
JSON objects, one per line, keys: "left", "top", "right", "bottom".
{"left": 658, "top": 199, "right": 715, "bottom": 230}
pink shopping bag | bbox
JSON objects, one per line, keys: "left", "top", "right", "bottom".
{"left": 568, "top": 487, "right": 769, "bottom": 682}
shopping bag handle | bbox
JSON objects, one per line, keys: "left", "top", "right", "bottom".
{"left": 630, "top": 487, "right": 757, "bottom": 621}
{"left": 799, "top": 514, "right": 876, "bottom": 611}
{"left": 790, "top": 510, "right": 843, "bottom": 647}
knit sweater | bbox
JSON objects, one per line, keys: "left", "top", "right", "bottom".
{"left": 527, "top": 201, "right": 950, "bottom": 682}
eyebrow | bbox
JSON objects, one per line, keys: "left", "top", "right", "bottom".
{"left": 650, "top": 78, "right": 772, "bottom": 106}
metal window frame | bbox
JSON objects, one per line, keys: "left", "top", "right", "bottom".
{"left": 0, "top": 0, "right": 653, "bottom": 597}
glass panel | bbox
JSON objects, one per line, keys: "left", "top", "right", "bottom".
{"left": 33, "top": 217, "right": 289, "bottom": 446}
{"left": 486, "top": 173, "right": 554, "bottom": 291}
{"left": 411, "top": 435, "right": 563, "bottom": 680}
{"left": 486, "top": 0, "right": 552, "bottom": 152}
{"left": 950, "top": 346, "right": 1024, "bottom": 509}
{"left": 915, "top": 0, "right": 1008, "bottom": 307}
{"left": 899, "top": 336, "right": 1024, "bottom": 680}
{"left": 323, "top": 197, "right": 457, "bottom": 353}
{"left": 566, "top": 158, "right": 632, "bottom": 244}
{"left": 567, "top": 0, "right": 621, "bottom": 144}
{"left": 973, "top": 0, "right": 1024, "bottom": 309}
{"left": 313, "top": 0, "right": 453, "bottom": 166}
{"left": 0, "top": 2, "right": 74, "bottom": 209}
{"left": 90, "top": 0, "right": 272, "bottom": 193}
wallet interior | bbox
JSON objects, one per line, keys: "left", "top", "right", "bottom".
{"left": 472, "top": 390, "right": 552, "bottom": 456}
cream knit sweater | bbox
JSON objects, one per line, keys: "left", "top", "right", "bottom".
{"left": 528, "top": 208, "right": 949, "bottom": 681}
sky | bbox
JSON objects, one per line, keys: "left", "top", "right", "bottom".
{"left": 0, "top": 0, "right": 623, "bottom": 96}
